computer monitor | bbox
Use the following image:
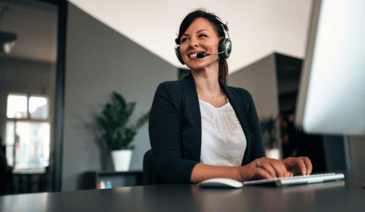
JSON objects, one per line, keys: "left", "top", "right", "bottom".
{"left": 295, "top": 0, "right": 365, "bottom": 135}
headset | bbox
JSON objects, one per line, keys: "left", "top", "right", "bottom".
{"left": 175, "top": 17, "right": 232, "bottom": 65}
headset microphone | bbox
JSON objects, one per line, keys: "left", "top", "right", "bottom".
{"left": 197, "top": 53, "right": 208, "bottom": 58}
{"left": 197, "top": 50, "right": 227, "bottom": 58}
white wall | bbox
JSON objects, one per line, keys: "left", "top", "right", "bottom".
{"left": 226, "top": 53, "right": 281, "bottom": 159}
{"left": 62, "top": 3, "right": 177, "bottom": 191}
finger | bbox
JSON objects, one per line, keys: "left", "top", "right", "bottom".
{"left": 259, "top": 162, "right": 277, "bottom": 178}
{"left": 303, "top": 157, "right": 313, "bottom": 175}
{"left": 255, "top": 168, "right": 273, "bottom": 180}
{"left": 295, "top": 158, "right": 307, "bottom": 175}
{"left": 285, "top": 171, "right": 292, "bottom": 178}
{"left": 283, "top": 157, "right": 294, "bottom": 172}
{"left": 270, "top": 160, "right": 288, "bottom": 178}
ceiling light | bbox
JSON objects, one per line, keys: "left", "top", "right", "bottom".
{"left": 0, "top": 31, "right": 17, "bottom": 54}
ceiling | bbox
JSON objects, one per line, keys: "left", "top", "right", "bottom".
{"left": 0, "top": 0, "right": 57, "bottom": 63}
{"left": 0, "top": 0, "right": 313, "bottom": 74}
{"left": 68, "top": 0, "right": 313, "bottom": 74}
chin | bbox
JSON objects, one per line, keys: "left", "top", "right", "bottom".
{"left": 186, "top": 61, "right": 218, "bottom": 71}
{"left": 186, "top": 64, "right": 204, "bottom": 70}
{"left": 185, "top": 62, "right": 201, "bottom": 70}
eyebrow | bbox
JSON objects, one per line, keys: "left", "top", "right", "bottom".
{"left": 182, "top": 29, "right": 209, "bottom": 37}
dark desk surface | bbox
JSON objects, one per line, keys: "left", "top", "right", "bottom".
{"left": 1, "top": 170, "right": 365, "bottom": 212}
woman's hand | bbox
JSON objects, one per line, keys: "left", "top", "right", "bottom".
{"left": 282, "top": 156, "right": 312, "bottom": 175}
{"left": 238, "top": 157, "right": 292, "bottom": 182}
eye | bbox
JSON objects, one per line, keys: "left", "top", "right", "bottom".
{"left": 181, "top": 37, "right": 189, "bottom": 43}
{"left": 199, "top": 34, "right": 208, "bottom": 38}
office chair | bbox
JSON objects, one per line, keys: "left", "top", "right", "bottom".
{"left": 143, "top": 149, "right": 165, "bottom": 185}
{"left": 0, "top": 146, "right": 12, "bottom": 195}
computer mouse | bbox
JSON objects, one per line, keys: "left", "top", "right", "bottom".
{"left": 197, "top": 178, "right": 243, "bottom": 188}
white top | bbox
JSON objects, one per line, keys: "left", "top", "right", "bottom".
{"left": 199, "top": 98, "right": 247, "bottom": 166}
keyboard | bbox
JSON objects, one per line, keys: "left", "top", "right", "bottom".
{"left": 243, "top": 173, "right": 345, "bottom": 187}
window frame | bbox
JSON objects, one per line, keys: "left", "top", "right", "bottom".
{"left": 7, "top": 93, "right": 50, "bottom": 121}
{"left": 38, "top": 0, "right": 67, "bottom": 192}
{"left": 5, "top": 92, "right": 51, "bottom": 173}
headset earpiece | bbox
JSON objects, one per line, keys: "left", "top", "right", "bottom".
{"left": 218, "top": 37, "right": 232, "bottom": 59}
{"left": 215, "top": 18, "right": 232, "bottom": 59}
{"left": 175, "top": 45, "right": 185, "bottom": 65}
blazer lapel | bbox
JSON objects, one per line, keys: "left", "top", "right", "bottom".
{"left": 180, "top": 73, "right": 254, "bottom": 165}
{"left": 180, "top": 72, "right": 202, "bottom": 162}
{"left": 219, "top": 79, "right": 253, "bottom": 165}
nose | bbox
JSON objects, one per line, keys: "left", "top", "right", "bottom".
{"left": 189, "top": 37, "right": 199, "bottom": 48}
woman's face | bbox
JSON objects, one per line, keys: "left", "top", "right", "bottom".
{"left": 179, "top": 17, "right": 221, "bottom": 71}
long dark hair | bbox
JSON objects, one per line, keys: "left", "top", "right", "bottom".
{"left": 175, "top": 9, "right": 228, "bottom": 83}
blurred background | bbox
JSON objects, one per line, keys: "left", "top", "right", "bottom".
{"left": 0, "top": 0, "right": 364, "bottom": 194}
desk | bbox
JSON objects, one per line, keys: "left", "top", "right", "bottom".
{"left": 1, "top": 170, "right": 365, "bottom": 212}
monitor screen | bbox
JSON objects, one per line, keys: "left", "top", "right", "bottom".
{"left": 295, "top": 0, "right": 365, "bottom": 135}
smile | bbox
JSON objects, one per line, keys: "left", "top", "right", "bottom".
{"left": 189, "top": 53, "right": 198, "bottom": 58}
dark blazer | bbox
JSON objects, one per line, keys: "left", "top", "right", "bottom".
{"left": 149, "top": 72, "right": 265, "bottom": 184}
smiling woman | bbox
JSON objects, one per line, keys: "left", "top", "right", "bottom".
{"left": 174, "top": 10, "right": 230, "bottom": 84}
{"left": 178, "top": 18, "right": 221, "bottom": 71}
{"left": 148, "top": 9, "right": 312, "bottom": 185}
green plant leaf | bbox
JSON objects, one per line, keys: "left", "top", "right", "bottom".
{"left": 137, "top": 111, "right": 150, "bottom": 129}
{"left": 124, "top": 102, "right": 136, "bottom": 120}
{"left": 113, "top": 91, "right": 127, "bottom": 112}
{"left": 97, "top": 92, "right": 150, "bottom": 150}
{"left": 97, "top": 117, "right": 108, "bottom": 132}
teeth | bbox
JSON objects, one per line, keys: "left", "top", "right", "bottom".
{"left": 189, "top": 53, "right": 197, "bottom": 58}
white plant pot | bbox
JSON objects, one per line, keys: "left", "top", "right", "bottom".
{"left": 111, "top": 150, "right": 132, "bottom": 171}
{"left": 265, "top": 148, "right": 280, "bottom": 159}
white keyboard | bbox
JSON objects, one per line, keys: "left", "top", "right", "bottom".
{"left": 243, "top": 173, "right": 345, "bottom": 187}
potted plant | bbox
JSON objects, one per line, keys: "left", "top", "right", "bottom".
{"left": 97, "top": 91, "right": 150, "bottom": 171}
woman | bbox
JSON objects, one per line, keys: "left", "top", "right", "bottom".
{"left": 149, "top": 9, "right": 312, "bottom": 184}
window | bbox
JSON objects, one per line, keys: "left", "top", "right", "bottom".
{"left": 5, "top": 93, "right": 50, "bottom": 173}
